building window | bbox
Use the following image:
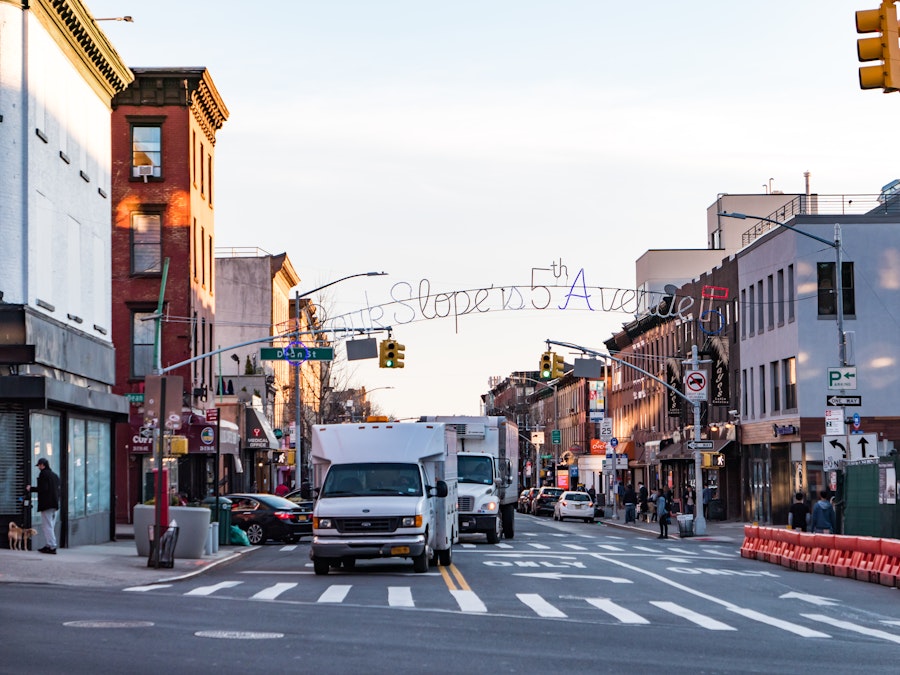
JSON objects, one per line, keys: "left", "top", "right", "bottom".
{"left": 783, "top": 357, "right": 797, "bottom": 410}
{"left": 767, "top": 274, "right": 774, "bottom": 330}
{"left": 759, "top": 364, "right": 766, "bottom": 416}
{"left": 740, "top": 290, "right": 746, "bottom": 339}
{"left": 131, "top": 310, "right": 156, "bottom": 378}
{"left": 777, "top": 269, "right": 785, "bottom": 326}
{"left": 771, "top": 360, "right": 781, "bottom": 412}
{"left": 67, "top": 417, "right": 110, "bottom": 519}
{"left": 131, "top": 213, "right": 162, "bottom": 274}
{"left": 131, "top": 125, "right": 162, "bottom": 178}
{"left": 757, "top": 281, "right": 764, "bottom": 333}
{"left": 748, "top": 286, "right": 755, "bottom": 335}
{"left": 817, "top": 262, "right": 856, "bottom": 317}
{"left": 788, "top": 264, "right": 795, "bottom": 322}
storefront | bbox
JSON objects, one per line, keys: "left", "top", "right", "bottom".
{"left": 241, "top": 407, "right": 279, "bottom": 493}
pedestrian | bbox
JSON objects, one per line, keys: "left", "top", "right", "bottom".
{"left": 623, "top": 483, "right": 637, "bottom": 523}
{"left": 275, "top": 479, "right": 290, "bottom": 497}
{"left": 702, "top": 485, "right": 713, "bottom": 519}
{"left": 616, "top": 481, "right": 624, "bottom": 508}
{"left": 26, "top": 457, "right": 60, "bottom": 554}
{"left": 656, "top": 490, "right": 669, "bottom": 538}
{"left": 788, "top": 492, "right": 810, "bottom": 532}
{"left": 684, "top": 486, "right": 695, "bottom": 515}
{"left": 649, "top": 488, "right": 659, "bottom": 522}
{"left": 638, "top": 482, "right": 648, "bottom": 520}
{"left": 810, "top": 491, "right": 836, "bottom": 533}
{"left": 587, "top": 485, "right": 596, "bottom": 502}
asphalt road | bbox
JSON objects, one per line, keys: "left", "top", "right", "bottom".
{"left": 2, "top": 515, "right": 898, "bottom": 674}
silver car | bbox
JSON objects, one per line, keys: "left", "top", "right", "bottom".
{"left": 553, "top": 490, "right": 596, "bottom": 523}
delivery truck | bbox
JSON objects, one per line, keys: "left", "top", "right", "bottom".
{"left": 309, "top": 421, "right": 458, "bottom": 574}
{"left": 420, "top": 415, "right": 518, "bottom": 543}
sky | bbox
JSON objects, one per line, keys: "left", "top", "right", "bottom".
{"left": 88, "top": 0, "right": 900, "bottom": 420}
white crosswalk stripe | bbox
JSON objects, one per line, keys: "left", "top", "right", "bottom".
{"left": 451, "top": 589, "right": 487, "bottom": 613}
{"left": 728, "top": 607, "right": 830, "bottom": 638}
{"left": 803, "top": 614, "right": 900, "bottom": 644}
{"left": 586, "top": 598, "right": 649, "bottom": 624}
{"left": 124, "top": 584, "right": 172, "bottom": 592}
{"left": 251, "top": 582, "right": 297, "bottom": 601}
{"left": 518, "top": 593, "right": 567, "bottom": 618}
{"left": 562, "top": 544, "right": 588, "bottom": 551}
{"left": 185, "top": 581, "right": 243, "bottom": 596}
{"left": 527, "top": 543, "right": 550, "bottom": 550}
{"left": 318, "top": 584, "right": 352, "bottom": 603}
{"left": 650, "top": 601, "right": 735, "bottom": 631}
{"left": 388, "top": 586, "right": 415, "bottom": 608}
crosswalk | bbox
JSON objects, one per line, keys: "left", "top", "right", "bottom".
{"left": 122, "top": 577, "right": 900, "bottom": 642}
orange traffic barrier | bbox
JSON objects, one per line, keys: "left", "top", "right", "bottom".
{"left": 740, "top": 524, "right": 760, "bottom": 559}
{"left": 829, "top": 536, "right": 859, "bottom": 577}
{"left": 878, "top": 539, "right": 900, "bottom": 588}
{"left": 811, "top": 533, "right": 837, "bottom": 574}
{"left": 850, "top": 536, "right": 883, "bottom": 583}
{"left": 778, "top": 529, "right": 801, "bottom": 569}
{"left": 791, "top": 531, "right": 817, "bottom": 572}
{"left": 757, "top": 527, "right": 779, "bottom": 562}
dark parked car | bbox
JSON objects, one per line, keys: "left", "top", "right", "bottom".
{"left": 284, "top": 489, "right": 315, "bottom": 513}
{"left": 531, "top": 487, "right": 564, "bottom": 516}
{"left": 225, "top": 493, "right": 313, "bottom": 545}
{"left": 518, "top": 488, "right": 539, "bottom": 514}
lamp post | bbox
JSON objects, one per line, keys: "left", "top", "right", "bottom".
{"left": 294, "top": 271, "right": 387, "bottom": 495}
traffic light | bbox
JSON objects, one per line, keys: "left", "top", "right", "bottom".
{"left": 540, "top": 351, "right": 553, "bottom": 379}
{"left": 857, "top": 1, "right": 900, "bottom": 92}
{"left": 379, "top": 339, "right": 406, "bottom": 368}
{"left": 551, "top": 353, "right": 565, "bottom": 379}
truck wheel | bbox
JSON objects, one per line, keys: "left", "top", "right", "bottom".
{"left": 413, "top": 550, "right": 429, "bottom": 573}
{"left": 313, "top": 559, "right": 330, "bottom": 576}
{"left": 486, "top": 520, "right": 501, "bottom": 544}
{"left": 438, "top": 547, "right": 452, "bottom": 566}
{"left": 502, "top": 506, "right": 515, "bottom": 540}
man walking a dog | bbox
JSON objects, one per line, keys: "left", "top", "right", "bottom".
{"left": 26, "top": 458, "right": 60, "bottom": 554}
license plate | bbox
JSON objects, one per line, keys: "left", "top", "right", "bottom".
{"left": 391, "top": 546, "right": 410, "bottom": 555}
{"left": 575, "top": 504, "right": 584, "bottom": 509}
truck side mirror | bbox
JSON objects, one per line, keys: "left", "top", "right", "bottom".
{"left": 432, "top": 480, "right": 449, "bottom": 498}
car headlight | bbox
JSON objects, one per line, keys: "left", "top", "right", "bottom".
{"left": 314, "top": 517, "right": 333, "bottom": 529}
{"left": 482, "top": 501, "right": 498, "bottom": 512}
{"left": 401, "top": 515, "right": 423, "bottom": 527}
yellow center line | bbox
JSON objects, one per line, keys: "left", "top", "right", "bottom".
{"left": 439, "top": 565, "right": 457, "bottom": 590}
{"left": 448, "top": 564, "right": 471, "bottom": 591}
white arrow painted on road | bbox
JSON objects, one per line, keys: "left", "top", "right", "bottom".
{"left": 779, "top": 591, "right": 839, "bottom": 606}
{"left": 514, "top": 572, "right": 632, "bottom": 583}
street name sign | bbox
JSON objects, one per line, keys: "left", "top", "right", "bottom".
{"left": 826, "top": 395, "right": 861, "bottom": 407}
{"left": 260, "top": 347, "right": 334, "bottom": 361}
{"left": 827, "top": 366, "right": 857, "bottom": 390}
{"left": 551, "top": 429, "right": 561, "bottom": 444}
{"left": 686, "top": 440, "right": 714, "bottom": 450}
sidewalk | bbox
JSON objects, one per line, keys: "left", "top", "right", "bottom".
{"left": 0, "top": 524, "right": 248, "bottom": 587}
{"left": 598, "top": 510, "right": 745, "bottom": 543}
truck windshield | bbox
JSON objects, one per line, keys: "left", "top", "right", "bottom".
{"left": 321, "top": 462, "right": 423, "bottom": 497}
{"left": 458, "top": 455, "right": 493, "bottom": 485}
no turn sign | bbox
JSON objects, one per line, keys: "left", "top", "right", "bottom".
{"left": 684, "top": 369, "right": 708, "bottom": 402}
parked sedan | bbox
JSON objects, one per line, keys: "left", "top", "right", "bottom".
{"left": 531, "top": 487, "right": 564, "bottom": 516}
{"left": 518, "top": 488, "right": 539, "bottom": 514}
{"left": 553, "top": 491, "right": 596, "bottom": 523}
{"left": 225, "top": 493, "right": 313, "bottom": 545}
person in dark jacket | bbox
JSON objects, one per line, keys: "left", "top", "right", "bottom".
{"left": 810, "top": 491, "right": 836, "bottom": 533}
{"left": 788, "top": 492, "right": 809, "bottom": 532}
{"left": 623, "top": 484, "right": 637, "bottom": 523}
{"left": 27, "top": 457, "right": 61, "bottom": 553}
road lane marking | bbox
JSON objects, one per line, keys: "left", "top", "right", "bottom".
{"left": 562, "top": 544, "right": 588, "bottom": 551}
{"left": 803, "top": 614, "right": 900, "bottom": 644}
{"left": 318, "top": 584, "right": 352, "bottom": 603}
{"left": 388, "top": 586, "right": 415, "bottom": 608}
{"left": 124, "top": 584, "right": 173, "bottom": 592}
{"left": 651, "top": 601, "right": 735, "bottom": 631}
{"left": 451, "top": 590, "right": 487, "bottom": 613}
{"left": 439, "top": 564, "right": 471, "bottom": 591}
{"left": 185, "top": 581, "right": 242, "bottom": 596}
{"left": 527, "top": 543, "right": 551, "bottom": 550}
{"left": 280, "top": 545, "right": 298, "bottom": 552}
{"left": 518, "top": 593, "right": 567, "bottom": 618}
{"left": 251, "top": 583, "right": 297, "bottom": 601}
{"left": 494, "top": 542, "right": 513, "bottom": 549}
{"left": 729, "top": 608, "right": 829, "bottom": 638}
{"left": 586, "top": 598, "right": 649, "bottom": 624}
{"left": 597, "top": 544, "right": 624, "bottom": 551}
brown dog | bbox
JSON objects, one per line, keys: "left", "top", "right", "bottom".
{"left": 7, "top": 522, "right": 37, "bottom": 551}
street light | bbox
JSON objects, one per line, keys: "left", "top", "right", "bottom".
{"left": 94, "top": 16, "right": 134, "bottom": 21}
{"left": 294, "top": 271, "right": 387, "bottom": 495}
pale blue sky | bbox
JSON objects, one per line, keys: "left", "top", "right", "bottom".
{"left": 88, "top": 1, "right": 897, "bottom": 419}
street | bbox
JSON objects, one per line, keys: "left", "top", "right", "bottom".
{"left": 2, "top": 516, "right": 898, "bottom": 674}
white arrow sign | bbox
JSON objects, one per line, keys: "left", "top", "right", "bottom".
{"left": 779, "top": 591, "right": 839, "bottom": 606}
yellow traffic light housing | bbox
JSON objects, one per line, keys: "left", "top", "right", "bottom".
{"left": 857, "top": 1, "right": 900, "bottom": 92}
{"left": 379, "top": 339, "right": 405, "bottom": 368}
{"left": 551, "top": 353, "right": 565, "bottom": 379}
{"left": 540, "top": 351, "right": 553, "bottom": 379}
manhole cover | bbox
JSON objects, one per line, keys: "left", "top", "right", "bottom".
{"left": 195, "top": 631, "right": 283, "bottom": 640}
{"left": 64, "top": 620, "right": 154, "bottom": 629}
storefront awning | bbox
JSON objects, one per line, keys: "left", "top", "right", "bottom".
{"left": 245, "top": 407, "right": 279, "bottom": 451}
{"left": 657, "top": 439, "right": 732, "bottom": 461}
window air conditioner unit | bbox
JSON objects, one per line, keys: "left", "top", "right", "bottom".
{"left": 137, "top": 165, "right": 155, "bottom": 176}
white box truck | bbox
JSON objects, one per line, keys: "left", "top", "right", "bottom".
{"left": 420, "top": 416, "right": 518, "bottom": 543}
{"left": 309, "top": 421, "right": 458, "bottom": 574}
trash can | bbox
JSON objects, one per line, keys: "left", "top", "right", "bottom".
{"left": 203, "top": 496, "right": 232, "bottom": 545}
{"left": 147, "top": 524, "right": 179, "bottom": 568}
{"left": 676, "top": 514, "right": 694, "bottom": 538}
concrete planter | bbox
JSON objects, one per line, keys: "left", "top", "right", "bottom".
{"left": 133, "top": 504, "right": 212, "bottom": 559}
